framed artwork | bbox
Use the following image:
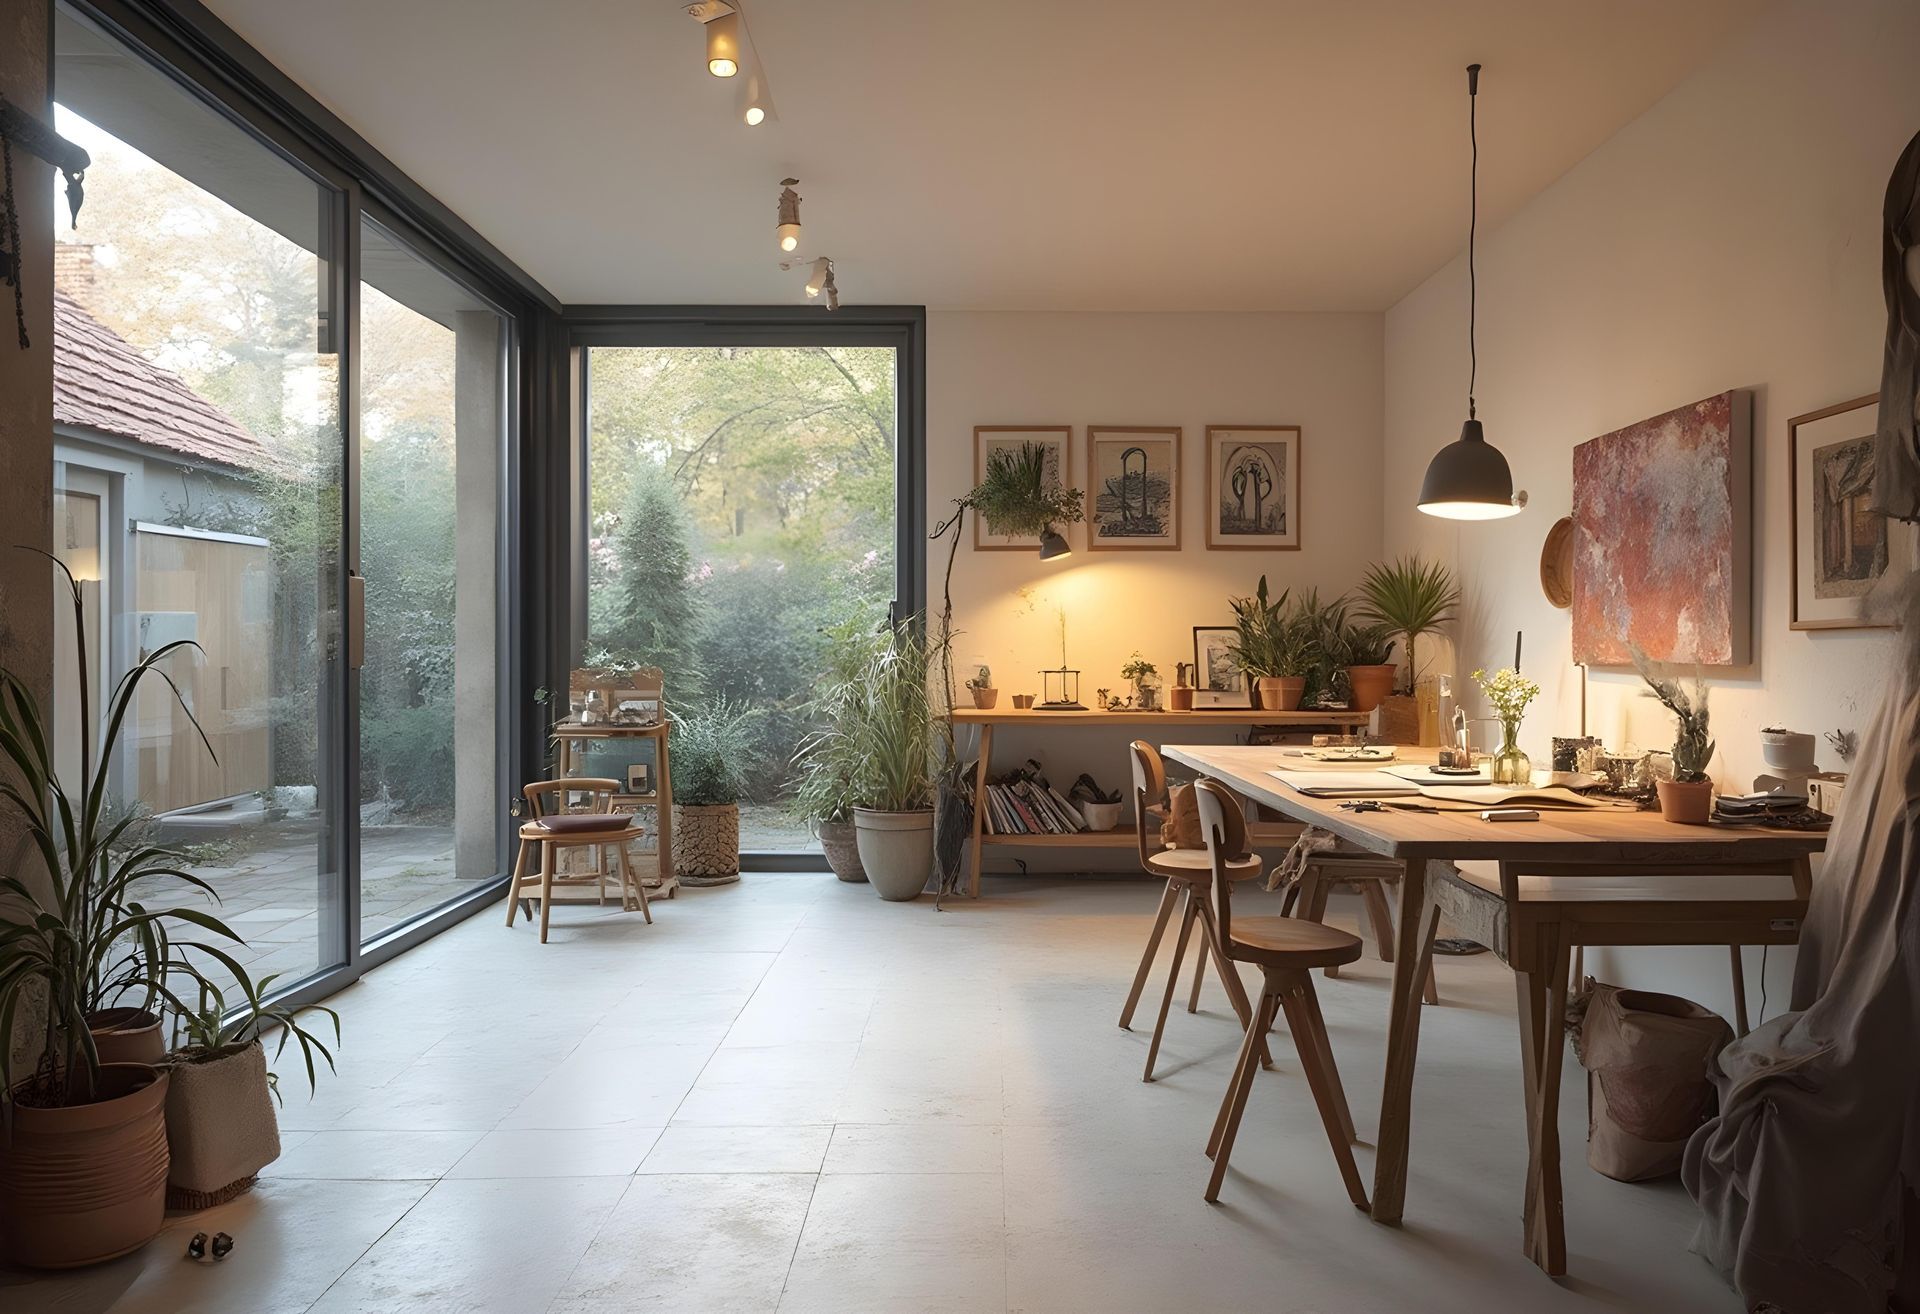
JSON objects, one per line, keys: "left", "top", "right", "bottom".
{"left": 1087, "top": 426, "right": 1181, "bottom": 550}
{"left": 1191, "top": 626, "right": 1249, "bottom": 709}
{"left": 1790, "top": 394, "right": 1911, "bottom": 630}
{"left": 973, "top": 426, "right": 1072, "bottom": 550}
{"left": 1571, "top": 390, "right": 1752, "bottom": 666}
{"left": 1206, "top": 426, "right": 1300, "bottom": 549}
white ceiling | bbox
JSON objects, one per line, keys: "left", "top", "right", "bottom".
{"left": 201, "top": 0, "right": 1758, "bottom": 312}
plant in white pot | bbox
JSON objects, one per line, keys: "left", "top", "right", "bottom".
{"left": 850, "top": 623, "right": 938, "bottom": 901}
{"left": 670, "top": 699, "right": 760, "bottom": 886}
{"left": 791, "top": 616, "right": 885, "bottom": 883}
{"left": 161, "top": 972, "right": 338, "bottom": 1209}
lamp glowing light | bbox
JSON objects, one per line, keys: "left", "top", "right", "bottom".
{"left": 706, "top": 11, "right": 740, "bottom": 76}
{"left": 1038, "top": 528, "right": 1072, "bottom": 561}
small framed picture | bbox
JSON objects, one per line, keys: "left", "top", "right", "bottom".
{"left": 1790, "top": 394, "right": 1912, "bottom": 630}
{"left": 1206, "top": 426, "right": 1300, "bottom": 550}
{"left": 974, "top": 426, "right": 1072, "bottom": 550}
{"left": 626, "top": 763, "right": 653, "bottom": 795}
{"left": 1087, "top": 426, "right": 1181, "bottom": 550}
{"left": 1191, "top": 626, "right": 1249, "bottom": 708}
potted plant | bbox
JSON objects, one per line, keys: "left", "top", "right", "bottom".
{"left": 963, "top": 441, "right": 1085, "bottom": 544}
{"left": 669, "top": 698, "right": 760, "bottom": 885}
{"left": 0, "top": 557, "right": 247, "bottom": 1268}
{"left": 1355, "top": 556, "right": 1461, "bottom": 696}
{"left": 965, "top": 664, "right": 998, "bottom": 710}
{"left": 1119, "top": 652, "right": 1159, "bottom": 710}
{"left": 1639, "top": 658, "right": 1715, "bottom": 823}
{"left": 1339, "top": 617, "right": 1399, "bottom": 713}
{"left": 1226, "top": 575, "right": 1290, "bottom": 709}
{"left": 161, "top": 972, "right": 338, "bottom": 1209}
{"left": 791, "top": 616, "right": 884, "bottom": 883}
{"left": 1472, "top": 666, "right": 1543, "bottom": 785}
{"left": 850, "top": 623, "right": 937, "bottom": 901}
{"left": 1290, "top": 587, "right": 1347, "bottom": 708}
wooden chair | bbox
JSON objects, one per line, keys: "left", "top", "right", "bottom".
{"left": 1117, "top": 741, "right": 1266, "bottom": 1082}
{"left": 504, "top": 778, "right": 653, "bottom": 943}
{"left": 1290, "top": 850, "right": 1440, "bottom": 1005}
{"left": 1194, "top": 778, "right": 1370, "bottom": 1211}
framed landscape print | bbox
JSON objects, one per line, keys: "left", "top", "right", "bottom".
{"left": 1191, "top": 626, "right": 1249, "bottom": 708}
{"left": 973, "top": 426, "right": 1072, "bottom": 550}
{"left": 1790, "top": 394, "right": 1911, "bottom": 630}
{"left": 1206, "top": 426, "right": 1300, "bottom": 549}
{"left": 1087, "top": 426, "right": 1180, "bottom": 550}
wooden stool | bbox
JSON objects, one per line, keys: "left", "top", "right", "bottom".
{"left": 1291, "top": 851, "right": 1440, "bottom": 1005}
{"left": 504, "top": 779, "right": 654, "bottom": 943}
{"left": 1194, "top": 778, "right": 1369, "bottom": 1211}
{"left": 1117, "top": 742, "right": 1266, "bottom": 1082}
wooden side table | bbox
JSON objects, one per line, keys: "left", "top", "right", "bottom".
{"left": 551, "top": 721, "right": 678, "bottom": 899}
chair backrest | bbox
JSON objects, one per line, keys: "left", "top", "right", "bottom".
{"left": 1128, "top": 740, "right": 1167, "bottom": 868}
{"left": 1194, "top": 777, "right": 1249, "bottom": 949}
{"left": 524, "top": 777, "right": 621, "bottom": 820}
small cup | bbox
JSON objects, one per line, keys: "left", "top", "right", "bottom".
{"left": 1012, "top": 694, "right": 1035, "bottom": 710}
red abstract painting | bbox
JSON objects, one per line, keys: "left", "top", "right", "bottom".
{"left": 1571, "top": 391, "right": 1751, "bottom": 666}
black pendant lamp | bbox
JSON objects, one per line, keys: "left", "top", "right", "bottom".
{"left": 1418, "top": 64, "right": 1522, "bottom": 521}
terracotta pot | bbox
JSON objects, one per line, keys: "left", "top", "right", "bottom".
{"left": 0, "top": 1064, "right": 170, "bottom": 1269}
{"left": 1346, "top": 665, "right": 1398, "bottom": 713}
{"left": 88, "top": 1008, "right": 165, "bottom": 1067}
{"left": 817, "top": 817, "right": 867, "bottom": 883}
{"left": 970, "top": 687, "right": 999, "bottom": 709}
{"left": 674, "top": 803, "right": 741, "bottom": 885}
{"left": 1656, "top": 777, "right": 1715, "bottom": 825}
{"left": 164, "top": 1040, "right": 281, "bottom": 1209}
{"left": 852, "top": 807, "right": 933, "bottom": 901}
{"left": 1255, "top": 676, "right": 1305, "bottom": 712}
{"left": 1168, "top": 687, "right": 1194, "bottom": 712}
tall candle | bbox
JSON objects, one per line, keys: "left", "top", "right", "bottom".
{"left": 1514, "top": 630, "right": 1523, "bottom": 672}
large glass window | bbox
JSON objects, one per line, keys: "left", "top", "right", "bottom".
{"left": 584, "top": 346, "right": 899, "bottom": 853}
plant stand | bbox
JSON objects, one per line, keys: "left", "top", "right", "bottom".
{"left": 551, "top": 721, "right": 679, "bottom": 900}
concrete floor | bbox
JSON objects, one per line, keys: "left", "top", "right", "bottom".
{"left": 4, "top": 873, "right": 1741, "bottom": 1313}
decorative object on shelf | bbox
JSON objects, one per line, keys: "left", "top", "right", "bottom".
{"left": 626, "top": 763, "right": 653, "bottom": 794}
{"left": 1540, "top": 515, "right": 1575, "bottom": 609}
{"left": 1012, "top": 693, "right": 1035, "bottom": 709}
{"left": 670, "top": 698, "right": 760, "bottom": 884}
{"left": 1825, "top": 727, "right": 1858, "bottom": 764}
{"left": 1205, "top": 425, "right": 1300, "bottom": 549}
{"left": 1551, "top": 735, "right": 1602, "bottom": 774}
{"left": 1791, "top": 394, "right": 1912, "bottom": 630}
{"left": 1169, "top": 662, "right": 1195, "bottom": 711}
{"left": 1417, "top": 65, "right": 1523, "bottom": 522}
{"left": 1191, "top": 625, "right": 1250, "bottom": 709}
{"left": 1573, "top": 391, "right": 1753, "bottom": 665}
{"left": 1038, "top": 603, "right": 1085, "bottom": 709}
{"left": 570, "top": 665, "right": 663, "bottom": 726}
{"left": 1874, "top": 127, "right": 1919, "bottom": 525}
{"left": 1596, "top": 748, "right": 1653, "bottom": 799}
{"left": 965, "top": 663, "right": 999, "bottom": 709}
{"left": 1473, "top": 666, "right": 1542, "bottom": 785}
{"left": 970, "top": 428, "right": 1079, "bottom": 550}
{"left": 1087, "top": 426, "right": 1181, "bottom": 549}
{"left": 1637, "top": 655, "right": 1715, "bottom": 823}
{"left": 1069, "top": 772, "right": 1125, "bottom": 832}
{"left": 1759, "top": 727, "right": 1817, "bottom": 773}
{"left": 1225, "top": 574, "right": 1309, "bottom": 710}
{"left": 1119, "top": 651, "right": 1160, "bottom": 710}
{"left": 1356, "top": 555, "right": 1461, "bottom": 695}
{"left": 849, "top": 622, "right": 938, "bottom": 901}
{"left": 791, "top": 614, "right": 883, "bottom": 883}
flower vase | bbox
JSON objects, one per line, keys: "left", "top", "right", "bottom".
{"left": 1490, "top": 719, "right": 1532, "bottom": 785}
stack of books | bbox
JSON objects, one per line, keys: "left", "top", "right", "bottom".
{"left": 982, "top": 776, "right": 1089, "bottom": 836}
{"left": 1713, "top": 791, "right": 1818, "bottom": 826}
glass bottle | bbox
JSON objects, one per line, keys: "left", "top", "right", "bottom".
{"left": 1490, "top": 718, "right": 1532, "bottom": 785}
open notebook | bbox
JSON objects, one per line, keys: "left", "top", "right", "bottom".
{"left": 1267, "top": 770, "right": 1616, "bottom": 810}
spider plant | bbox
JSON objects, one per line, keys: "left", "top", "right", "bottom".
{"left": 0, "top": 553, "right": 247, "bottom": 1110}
{"left": 169, "top": 972, "right": 339, "bottom": 1104}
{"left": 850, "top": 622, "right": 936, "bottom": 813}
{"left": 1355, "top": 556, "right": 1461, "bottom": 694}
{"left": 790, "top": 614, "right": 887, "bottom": 827}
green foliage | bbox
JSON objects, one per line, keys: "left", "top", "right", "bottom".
{"left": 848, "top": 623, "right": 936, "bottom": 813}
{"left": 1636, "top": 655, "right": 1715, "bottom": 782}
{"left": 1356, "top": 556, "right": 1461, "bottom": 693}
{"left": 1227, "top": 575, "right": 1291, "bottom": 678}
{"left": 790, "top": 615, "right": 889, "bottom": 825}
{"left": 169, "top": 972, "right": 339, "bottom": 1104}
{"left": 961, "top": 442, "right": 1084, "bottom": 539}
{"left": 596, "top": 463, "right": 706, "bottom": 701}
{"left": 1119, "top": 652, "right": 1156, "bottom": 687}
{"left": 669, "top": 699, "right": 763, "bottom": 807}
{"left": 1287, "top": 588, "right": 1343, "bottom": 695}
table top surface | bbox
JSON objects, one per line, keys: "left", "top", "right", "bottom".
{"left": 950, "top": 707, "right": 1371, "bottom": 726}
{"left": 1162, "top": 743, "right": 1830, "bottom": 864}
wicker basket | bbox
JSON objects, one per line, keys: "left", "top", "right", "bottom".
{"left": 674, "top": 803, "right": 741, "bottom": 885}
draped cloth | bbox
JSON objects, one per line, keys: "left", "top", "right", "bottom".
{"left": 1683, "top": 575, "right": 1920, "bottom": 1311}
{"left": 1875, "top": 129, "right": 1920, "bottom": 524}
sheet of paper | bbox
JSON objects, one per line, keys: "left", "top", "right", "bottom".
{"left": 1266, "top": 770, "right": 1422, "bottom": 797}
{"left": 1381, "top": 762, "right": 1492, "bottom": 786}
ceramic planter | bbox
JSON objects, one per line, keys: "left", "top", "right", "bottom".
{"left": 969, "top": 686, "right": 999, "bottom": 709}
{"left": 1079, "top": 800, "right": 1125, "bottom": 832}
{"left": 0, "top": 1064, "right": 170, "bottom": 1269}
{"left": 163, "top": 1040, "right": 281, "bottom": 1209}
{"left": 1255, "top": 676, "right": 1306, "bottom": 712}
{"left": 1168, "top": 687, "right": 1194, "bottom": 711}
{"left": 88, "top": 1008, "right": 165, "bottom": 1067}
{"left": 1656, "top": 777, "right": 1714, "bottom": 824}
{"left": 852, "top": 807, "right": 934, "bottom": 901}
{"left": 817, "top": 817, "right": 867, "bottom": 883}
{"left": 1346, "top": 665, "right": 1398, "bottom": 713}
{"left": 675, "top": 803, "right": 741, "bottom": 885}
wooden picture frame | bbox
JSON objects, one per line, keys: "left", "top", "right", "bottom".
{"left": 1789, "top": 393, "right": 1910, "bottom": 630}
{"left": 1205, "top": 425, "right": 1300, "bottom": 550}
{"left": 1087, "top": 426, "right": 1181, "bottom": 551}
{"left": 1191, "top": 625, "right": 1250, "bottom": 708}
{"left": 972, "top": 426, "right": 1073, "bottom": 550}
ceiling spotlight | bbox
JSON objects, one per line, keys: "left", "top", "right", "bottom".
{"left": 777, "top": 179, "right": 802, "bottom": 252}
{"left": 741, "top": 66, "right": 774, "bottom": 126}
{"left": 690, "top": 2, "right": 740, "bottom": 77}
{"left": 804, "top": 256, "right": 831, "bottom": 298}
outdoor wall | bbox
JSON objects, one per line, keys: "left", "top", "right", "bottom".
{"left": 1381, "top": 0, "right": 1920, "bottom": 1010}
{"left": 927, "top": 310, "right": 1385, "bottom": 871}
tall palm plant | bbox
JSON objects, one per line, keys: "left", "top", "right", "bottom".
{"left": 1355, "top": 556, "right": 1462, "bottom": 695}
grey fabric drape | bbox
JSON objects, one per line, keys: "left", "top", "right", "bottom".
{"left": 1875, "top": 129, "right": 1920, "bottom": 523}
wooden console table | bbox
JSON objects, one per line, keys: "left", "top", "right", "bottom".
{"left": 952, "top": 707, "right": 1371, "bottom": 898}
{"left": 551, "top": 721, "right": 678, "bottom": 899}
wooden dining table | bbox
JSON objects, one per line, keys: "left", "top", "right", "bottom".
{"left": 1161, "top": 743, "right": 1827, "bottom": 1274}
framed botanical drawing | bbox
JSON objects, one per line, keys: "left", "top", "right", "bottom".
{"left": 973, "top": 426, "right": 1072, "bottom": 550}
{"left": 1790, "top": 394, "right": 1912, "bottom": 629}
{"left": 1087, "top": 426, "right": 1180, "bottom": 550}
{"left": 1206, "top": 426, "right": 1300, "bottom": 550}
{"left": 1191, "top": 626, "right": 1249, "bottom": 708}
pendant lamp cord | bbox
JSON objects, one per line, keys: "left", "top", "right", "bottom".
{"left": 1466, "top": 63, "right": 1479, "bottom": 421}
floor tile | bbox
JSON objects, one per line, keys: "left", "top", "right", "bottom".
{"left": 263, "top": 1128, "right": 482, "bottom": 1180}
{"left": 446, "top": 1125, "right": 665, "bottom": 1178}
{"left": 778, "top": 1172, "right": 1007, "bottom": 1313}
{"left": 823, "top": 1123, "right": 1004, "bottom": 1174}
{"left": 639, "top": 1123, "right": 833, "bottom": 1174}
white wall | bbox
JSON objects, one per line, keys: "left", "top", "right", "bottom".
{"left": 928, "top": 310, "right": 1384, "bottom": 869}
{"left": 1381, "top": 0, "right": 1920, "bottom": 1011}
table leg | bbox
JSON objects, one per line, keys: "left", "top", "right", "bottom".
{"left": 1728, "top": 946, "right": 1750, "bottom": 1036}
{"left": 968, "top": 722, "right": 993, "bottom": 899}
{"left": 504, "top": 836, "right": 531, "bottom": 927}
{"left": 1371, "top": 858, "right": 1439, "bottom": 1224}
{"left": 1521, "top": 922, "right": 1572, "bottom": 1275}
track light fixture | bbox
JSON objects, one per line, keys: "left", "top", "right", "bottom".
{"left": 705, "top": 10, "right": 740, "bottom": 76}
{"left": 777, "top": 179, "right": 802, "bottom": 253}
{"left": 804, "top": 256, "right": 831, "bottom": 298}
{"left": 741, "top": 66, "right": 774, "bottom": 126}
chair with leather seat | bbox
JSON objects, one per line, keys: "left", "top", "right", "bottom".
{"left": 1194, "top": 777, "right": 1369, "bottom": 1210}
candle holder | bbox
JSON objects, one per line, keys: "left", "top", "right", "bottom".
{"left": 1039, "top": 668, "right": 1084, "bottom": 710}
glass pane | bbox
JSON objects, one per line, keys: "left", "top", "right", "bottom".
{"left": 358, "top": 218, "right": 506, "bottom": 940}
{"left": 53, "top": 3, "right": 345, "bottom": 997}
{"left": 584, "top": 346, "right": 899, "bottom": 853}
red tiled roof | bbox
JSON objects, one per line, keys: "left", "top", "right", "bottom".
{"left": 52, "top": 289, "right": 268, "bottom": 471}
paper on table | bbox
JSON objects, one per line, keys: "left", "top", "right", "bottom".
{"left": 1381, "top": 762, "right": 1492, "bottom": 786}
{"left": 1400, "top": 784, "right": 1616, "bottom": 810}
{"left": 1267, "top": 770, "right": 1422, "bottom": 797}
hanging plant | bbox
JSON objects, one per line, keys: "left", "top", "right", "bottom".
{"left": 961, "top": 442, "right": 1084, "bottom": 539}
